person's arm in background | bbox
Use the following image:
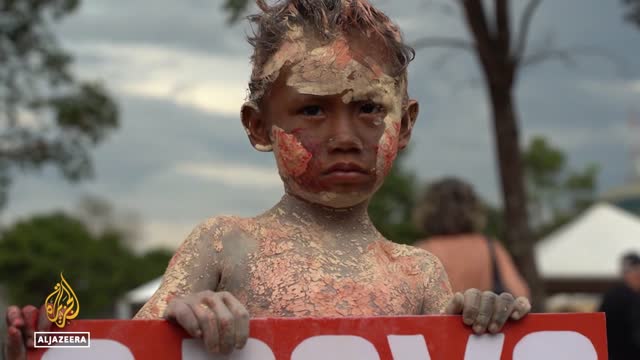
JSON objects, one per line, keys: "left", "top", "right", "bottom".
{"left": 494, "top": 241, "right": 531, "bottom": 298}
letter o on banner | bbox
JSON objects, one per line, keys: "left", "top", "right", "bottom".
{"left": 182, "top": 338, "right": 275, "bottom": 360}
{"left": 292, "top": 335, "right": 380, "bottom": 360}
{"left": 42, "top": 340, "right": 134, "bottom": 360}
{"left": 513, "top": 331, "right": 597, "bottom": 360}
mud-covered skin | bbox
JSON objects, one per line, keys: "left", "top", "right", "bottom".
{"left": 135, "top": 195, "right": 452, "bottom": 319}
{"left": 243, "top": 30, "right": 409, "bottom": 209}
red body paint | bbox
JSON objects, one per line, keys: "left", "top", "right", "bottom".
{"left": 274, "top": 128, "right": 312, "bottom": 178}
{"left": 378, "top": 122, "right": 400, "bottom": 176}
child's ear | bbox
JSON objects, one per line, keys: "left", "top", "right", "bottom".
{"left": 241, "top": 102, "right": 273, "bottom": 152}
{"left": 398, "top": 99, "right": 419, "bottom": 150}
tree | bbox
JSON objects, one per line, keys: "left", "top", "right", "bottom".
{"left": 486, "top": 136, "right": 600, "bottom": 245}
{"left": 0, "top": 0, "right": 119, "bottom": 209}
{"left": 369, "top": 150, "right": 421, "bottom": 245}
{"left": 410, "top": 0, "right": 599, "bottom": 310}
{"left": 623, "top": 0, "right": 640, "bottom": 26}
{"left": 0, "top": 211, "right": 172, "bottom": 318}
{"left": 515, "top": 136, "right": 599, "bottom": 239}
{"left": 522, "top": 136, "right": 567, "bottom": 228}
{"left": 223, "top": 0, "right": 250, "bottom": 23}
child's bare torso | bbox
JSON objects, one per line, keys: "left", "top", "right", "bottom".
{"left": 136, "top": 214, "right": 451, "bottom": 319}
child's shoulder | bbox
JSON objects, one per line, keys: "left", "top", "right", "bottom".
{"left": 378, "top": 239, "right": 444, "bottom": 271}
{"left": 188, "top": 214, "right": 244, "bottom": 237}
{"left": 182, "top": 215, "right": 261, "bottom": 251}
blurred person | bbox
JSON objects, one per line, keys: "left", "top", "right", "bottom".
{"left": 413, "top": 177, "right": 530, "bottom": 298}
{"left": 3, "top": 1, "right": 532, "bottom": 358}
{"left": 598, "top": 252, "right": 640, "bottom": 360}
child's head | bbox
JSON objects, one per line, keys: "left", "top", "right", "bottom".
{"left": 241, "top": 0, "right": 419, "bottom": 208}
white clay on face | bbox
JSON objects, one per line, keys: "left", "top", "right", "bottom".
{"left": 257, "top": 27, "right": 406, "bottom": 208}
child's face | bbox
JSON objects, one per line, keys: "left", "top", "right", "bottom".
{"left": 242, "top": 34, "right": 418, "bottom": 208}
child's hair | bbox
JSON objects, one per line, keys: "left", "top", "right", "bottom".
{"left": 246, "top": 0, "right": 415, "bottom": 106}
{"left": 412, "top": 177, "right": 487, "bottom": 237}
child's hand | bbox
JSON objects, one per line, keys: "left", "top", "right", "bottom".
{"left": 163, "top": 290, "right": 250, "bottom": 354}
{"left": 444, "top": 289, "right": 531, "bottom": 334}
{"left": 4, "top": 304, "right": 51, "bottom": 360}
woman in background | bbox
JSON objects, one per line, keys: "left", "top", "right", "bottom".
{"left": 413, "top": 177, "right": 530, "bottom": 298}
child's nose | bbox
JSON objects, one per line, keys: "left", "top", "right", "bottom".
{"left": 326, "top": 114, "right": 363, "bottom": 152}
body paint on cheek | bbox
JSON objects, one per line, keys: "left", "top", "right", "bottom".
{"left": 377, "top": 121, "right": 401, "bottom": 177}
{"left": 273, "top": 126, "right": 312, "bottom": 178}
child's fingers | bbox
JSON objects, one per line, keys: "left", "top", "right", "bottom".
{"left": 472, "top": 291, "right": 497, "bottom": 334}
{"left": 489, "top": 293, "right": 515, "bottom": 333}
{"left": 461, "top": 289, "right": 481, "bottom": 326}
{"left": 444, "top": 292, "right": 464, "bottom": 315}
{"left": 165, "top": 301, "right": 202, "bottom": 338}
{"left": 190, "top": 301, "right": 220, "bottom": 354}
{"left": 221, "top": 292, "right": 250, "bottom": 349}
{"left": 205, "top": 294, "right": 235, "bottom": 355}
{"left": 511, "top": 296, "right": 532, "bottom": 320}
{"left": 5, "top": 325, "right": 26, "bottom": 360}
{"left": 21, "top": 305, "right": 39, "bottom": 348}
{"left": 5, "top": 306, "right": 24, "bottom": 329}
{"left": 37, "top": 304, "right": 51, "bottom": 331}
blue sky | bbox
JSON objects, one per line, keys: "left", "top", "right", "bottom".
{"left": 6, "top": 0, "right": 640, "bottom": 251}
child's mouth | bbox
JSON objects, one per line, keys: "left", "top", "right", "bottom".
{"left": 322, "top": 163, "right": 370, "bottom": 184}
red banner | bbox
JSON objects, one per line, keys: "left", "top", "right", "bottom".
{"left": 28, "top": 313, "right": 607, "bottom": 359}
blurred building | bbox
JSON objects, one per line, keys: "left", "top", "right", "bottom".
{"left": 535, "top": 202, "right": 640, "bottom": 311}
{"left": 115, "top": 278, "right": 162, "bottom": 319}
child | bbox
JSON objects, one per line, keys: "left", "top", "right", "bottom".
{"left": 3, "top": 0, "right": 530, "bottom": 357}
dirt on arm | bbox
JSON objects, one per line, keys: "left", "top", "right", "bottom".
{"left": 134, "top": 216, "right": 239, "bottom": 319}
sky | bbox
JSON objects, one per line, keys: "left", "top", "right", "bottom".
{"left": 6, "top": 0, "right": 640, "bottom": 252}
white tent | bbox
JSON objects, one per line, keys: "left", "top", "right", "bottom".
{"left": 115, "top": 277, "right": 162, "bottom": 319}
{"left": 536, "top": 203, "right": 640, "bottom": 279}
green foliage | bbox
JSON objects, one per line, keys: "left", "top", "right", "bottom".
{"left": 481, "top": 136, "right": 600, "bottom": 242}
{"left": 223, "top": 0, "right": 252, "bottom": 23}
{"left": 523, "top": 136, "right": 599, "bottom": 238}
{"left": 523, "top": 137, "right": 566, "bottom": 190}
{"left": 623, "top": 0, "right": 640, "bottom": 26}
{"left": 0, "top": 0, "right": 119, "bottom": 209}
{"left": 522, "top": 136, "right": 566, "bottom": 226}
{"left": 369, "top": 151, "right": 422, "bottom": 244}
{"left": 484, "top": 204, "right": 506, "bottom": 241}
{"left": 0, "top": 212, "right": 171, "bottom": 318}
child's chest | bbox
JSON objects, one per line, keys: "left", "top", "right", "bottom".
{"left": 219, "top": 239, "right": 426, "bottom": 317}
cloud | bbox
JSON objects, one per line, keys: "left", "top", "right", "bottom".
{"left": 6, "top": 0, "right": 640, "bottom": 252}
{"left": 139, "top": 220, "right": 197, "bottom": 252}
{"left": 174, "top": 161, "right": 281, "bottom": 188}
{"left": 578, "top": 78, "right": 640, "bottom": 104}
{"left": 71, "top": 42, "right": 250, "bottom": 117}
{"left": 56, "top": 0, "right": 251, "bottom": 56}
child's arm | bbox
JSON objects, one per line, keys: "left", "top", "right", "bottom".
{"left": 134, "top": 217, "right": 250, "bottom": 354}
{"left": 420, "top": 254, "right": 454, "bottom": 315}
{"left": 135, "top": 218, "right": 224, "bottom": 319}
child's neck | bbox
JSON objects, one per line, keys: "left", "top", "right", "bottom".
{"left": 267, "top": 193, "right": 380, "bottom": 238}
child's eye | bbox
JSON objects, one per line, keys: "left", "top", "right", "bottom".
{"left": 299, "top": 105, "right": 324, "bottom": 117}
{"left": 360, "top": 102, "right": 384, "bottom": 114}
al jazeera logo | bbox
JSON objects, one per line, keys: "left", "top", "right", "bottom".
{"left": 34, "top": 273, "right": 90, "bottom": 348}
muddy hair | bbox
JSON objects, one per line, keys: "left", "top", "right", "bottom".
{"left": 412, "top": 177, "right": 487, "bottom": 237}
{"left": 246, "top": 0, "right": 415, "bottom": 105}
